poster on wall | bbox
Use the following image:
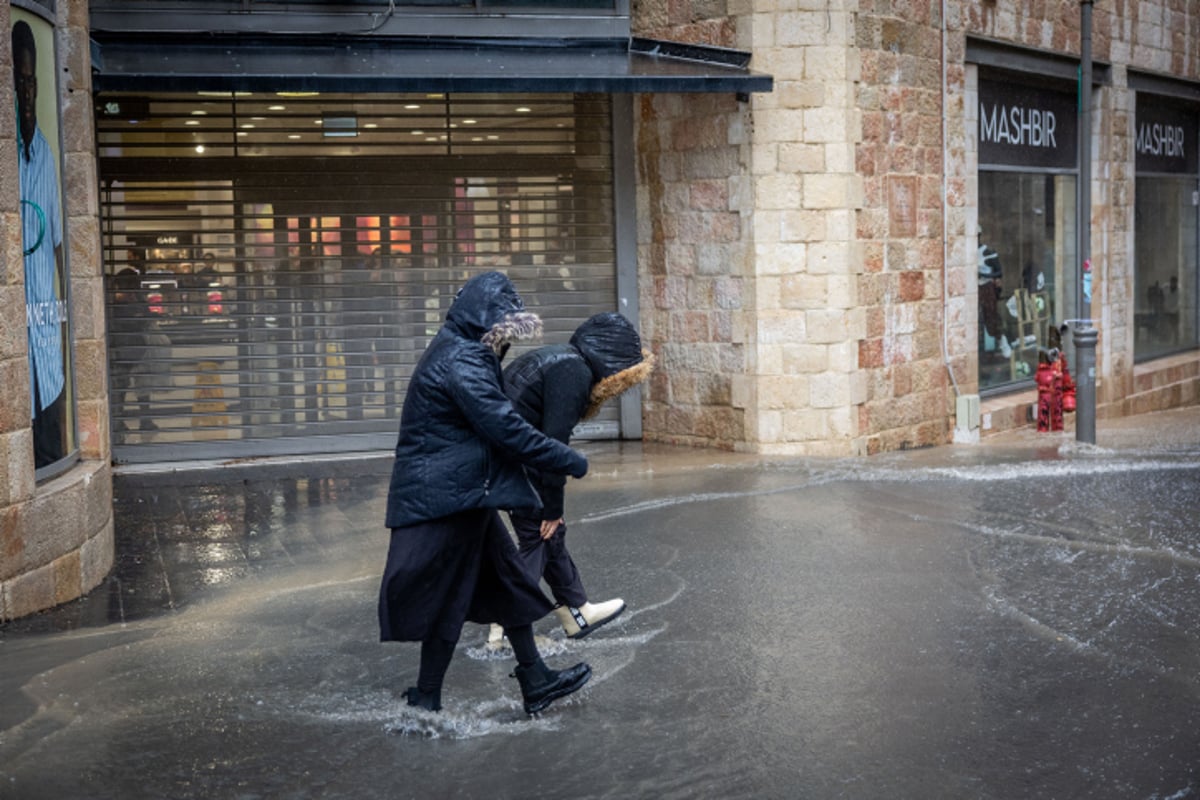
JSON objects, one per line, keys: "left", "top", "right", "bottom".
{"left": 13, "top": 5, "right": 75, "bottom": 469}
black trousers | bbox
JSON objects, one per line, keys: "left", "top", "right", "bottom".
{"left": 509, "top": 513, "right": 588, "bottom": 608}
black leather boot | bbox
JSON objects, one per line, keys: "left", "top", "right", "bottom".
{"left": 512, "top": 658, "right": 592, "bottom": 715}
{"left": 403, "top": 686, "right": 442, "bottom": 712}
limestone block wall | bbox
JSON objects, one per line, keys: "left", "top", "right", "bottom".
{"left": 742, "top": 0, "right": 866, "bottom": 456}
{"left": 634, "top": 2, "right": 753, "bottom": 450}
{"left": 634, "top": 91, "right": 753, "bottom": 449}
{"left": 635, "top": 0, "right": 870, "bottom": 455}
{"left": 0, "top": 0, "right": 113, "bottom": 621}
{"left": 854, "top": 3, "right": 953, "bottom": 453}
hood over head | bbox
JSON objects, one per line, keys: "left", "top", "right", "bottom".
{"left": 570, "top": 312, "right": 655, "bottom": 419}
{"left": 570, "top": 312, "right": 645, "bottom": 379}
{"left": 446, "top": 271, "right": 542, "bottom": 354}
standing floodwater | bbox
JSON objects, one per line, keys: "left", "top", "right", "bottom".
{"left": 2, "top": 409, "right": 1199, "bottom": 799}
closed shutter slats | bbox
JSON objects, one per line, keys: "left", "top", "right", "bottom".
{"left": 101, "top": 92, "right": 618, "bottom": 463}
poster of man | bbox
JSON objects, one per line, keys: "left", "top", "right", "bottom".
{"left": 13, "top": 8, "right": 73, "bottom": 469}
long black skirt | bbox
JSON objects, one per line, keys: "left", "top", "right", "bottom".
{"left": 378, "top": 508, "right": 555, "bottom": 643}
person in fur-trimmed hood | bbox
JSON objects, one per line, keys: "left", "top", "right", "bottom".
{"left": 379, "top": 271, "right": 592, "bottom": 715}
{"left": 485, "top": 311, "right": 654, "bottom": 649}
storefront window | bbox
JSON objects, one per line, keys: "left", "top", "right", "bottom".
{"left": 13, "top": 8, "right": 76, "bottom": 472}
{"left": 976, "top": 76, "right": 1078, "bottom": 393}
{"left": 978, "top": 173, "right": 1076, "bottom": 391}
{"left": 1134, "top": 97, "right": 1199, "bottom": 361}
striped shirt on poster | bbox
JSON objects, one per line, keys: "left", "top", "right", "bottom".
{"left": 20, "top": 124, "right": 66, "bottom": 412}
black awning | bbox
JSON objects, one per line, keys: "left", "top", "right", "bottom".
{"left": 91, "top": 35, "right": 773, "bottom": 95}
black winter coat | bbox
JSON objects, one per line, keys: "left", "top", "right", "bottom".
{"left": 384, "top": 271, "right": 587, "bottom": 528}
{"left": 504, "top": 311, "right": 646, "bottom": 520}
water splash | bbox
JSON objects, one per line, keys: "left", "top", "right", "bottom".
{"left": 293, "top": 690, "right": 564, "bottom": 739}
{"left": 382, "top": 696, "right": 564, "bottom": 739}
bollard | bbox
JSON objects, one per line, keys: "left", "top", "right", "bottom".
{"left": 1073, "top": 322, "right": 1098, "bottom": 444}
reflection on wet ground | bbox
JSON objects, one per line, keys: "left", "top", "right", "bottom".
{"left": 2, "top": 409, "right": 1200, "bottom": 799}
{"left": 4, "top": 459, "right": 393, "bottom": 634}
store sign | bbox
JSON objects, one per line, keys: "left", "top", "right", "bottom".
{"left": 978, "top": 79, "right": 1077, "bottom": 170}
{"left": 1135, "top": 98, "right": 1198, "bottom": 174}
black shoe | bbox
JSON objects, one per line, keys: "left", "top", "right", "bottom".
{"left": 512, "top": 659, "right": 592, "bottom": 715}
{"left": 403, "top": 686, "right": 442, "bottom": 712}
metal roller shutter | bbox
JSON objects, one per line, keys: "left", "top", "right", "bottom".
{"left": 98, "top": 92, "right": 617, "bottom": 463}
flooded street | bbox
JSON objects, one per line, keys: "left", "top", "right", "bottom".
{"left": 2, "top": 409, "right": 1199, "bottom": 799}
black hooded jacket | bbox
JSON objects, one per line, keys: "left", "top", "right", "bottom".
{"left": 504, "top": 312, "right": 645, "bottom": 520}
{"left": 384, "top": 271, "right": 587, "bottom": 528}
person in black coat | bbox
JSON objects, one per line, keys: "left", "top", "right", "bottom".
{"left": 486, "top": 312, "right": 653, "bottom": 648}
{"left": 378, "top": 271, "right": 591, "bottom": 715}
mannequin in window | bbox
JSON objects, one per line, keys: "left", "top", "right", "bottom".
{"left": 978, "top": 243, "right": 1012, "bottom": 359}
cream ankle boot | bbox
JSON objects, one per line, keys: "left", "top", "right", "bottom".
{"left": 554, "top": 598, "right": 626, "bottom": 639}
{"left": 485, "top": 623, "right": 507, "bottom": 651}
{"left": 486, "top": 623, "right": 553, "bottom": 652}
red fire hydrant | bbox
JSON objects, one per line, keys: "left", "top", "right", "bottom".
{"left": 1036, "top": 361, "right": 1065, "bottom": 432}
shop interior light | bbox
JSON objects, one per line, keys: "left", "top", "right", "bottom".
{"left": 404, "top": 104, "right": 421, "bottom": 110}
{"left": 276, "top": 91, "right": 320, "bottom": 97}
{"left": 516, "top": 107, "right": 532, "bottom": 113}
{"left": 268, "top": 105, "right": 286, "bottom": 111}
{"left": 185, "top": 120, "right": 200, "bottom": 126}
{"left": 322, "top": 116, "right": 358, "bottom": 137}
{"left": 195, "top": 145, "right": 205, "bottom": 153}
{"left": 191, "top": 110, "right": 208, "bottom": 116}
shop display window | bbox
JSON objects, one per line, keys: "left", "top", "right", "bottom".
{"left": 977, "top": 172, "right": 1077, "bottom": 392}
{"left": 1133, "top": 94, "right": 1199, "bottom": 362}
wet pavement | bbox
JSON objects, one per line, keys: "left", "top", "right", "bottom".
{"left": 2, "top": 408, "right": 1200, "bottom": 799}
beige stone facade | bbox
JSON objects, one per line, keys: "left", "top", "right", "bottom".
{"left": 1, "top": 0, "right": 113, "bottom": 621}
{"left": 634, "top": 0, "right": 1200, "bottom": 454}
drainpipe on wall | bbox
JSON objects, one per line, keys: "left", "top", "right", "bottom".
{"left": 941, "top": 0, "right": 978, "bottom": 443}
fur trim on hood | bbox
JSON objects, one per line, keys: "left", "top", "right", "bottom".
{"left": 481, "top": 310, "right": 543, "bottom": 355}
{"left": 582, "top": 349, "right": 655, "bottom": 420}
